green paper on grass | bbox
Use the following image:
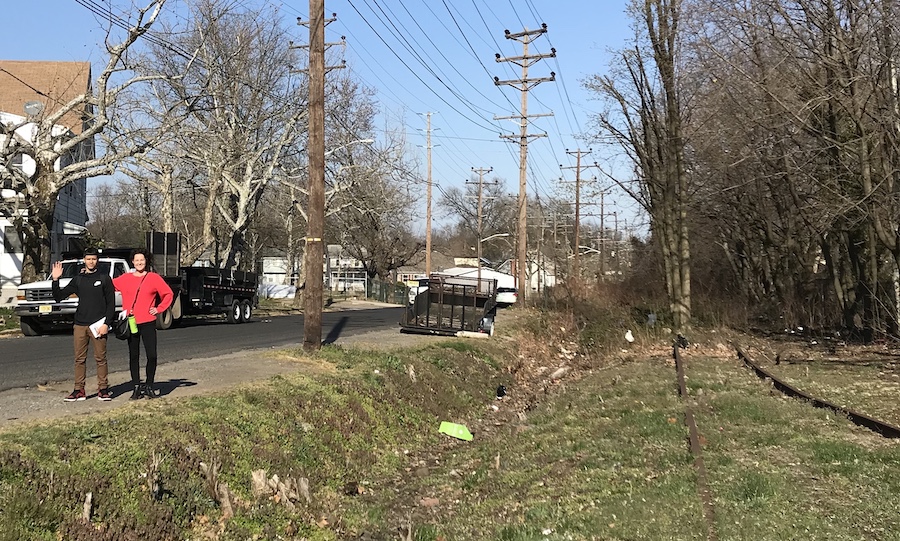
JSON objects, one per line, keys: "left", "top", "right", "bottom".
{"left": 439, "top": 421, "right": 473, "bottom": 441}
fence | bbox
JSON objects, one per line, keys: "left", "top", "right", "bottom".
{"left": 368, "top": 277, "right": 408, "bottom": 305}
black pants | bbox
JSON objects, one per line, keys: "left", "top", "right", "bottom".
{"left": 127, "top": 321, "right": 158, "bottom": 386}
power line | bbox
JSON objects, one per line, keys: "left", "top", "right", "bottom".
{"left": 345, "top": 0, "right": 501, "bottom": 134}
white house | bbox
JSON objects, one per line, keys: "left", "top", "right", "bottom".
{"left": 256, "top": 246, "right": 369, "bottom": 300}
{"left": 0, "top": 60, "right": 93, "bottom": 306}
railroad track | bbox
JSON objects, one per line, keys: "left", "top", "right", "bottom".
{"left": 672, "top": 343, "right": 718, "bottom": 541}
{"left": 672, "top": 341, "right": 900, "bottom": 541}
{"left": 734, "top": 345, "right": 900, "bottom": 438}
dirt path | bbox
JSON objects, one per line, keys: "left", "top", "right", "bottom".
{"left": 0, "top": 301, "right": 440, "bottom": 432}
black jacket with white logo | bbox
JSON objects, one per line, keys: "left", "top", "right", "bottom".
{"left": 52, "top": 271, "right": 117, "bottom": 327}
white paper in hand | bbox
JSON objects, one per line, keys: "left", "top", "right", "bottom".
{"left": 89, "top": 317, "right": 106, "bottom": 338}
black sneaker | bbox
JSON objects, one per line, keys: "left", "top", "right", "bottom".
{"left": 97, "top": 388, "right": 113, "bottom": 401}
{"left": 142, "top": 384, "right": 156, "bottom": 399}
{"left": 129, "top": 385, "right": 143, "bottom": 400}
{"left": 64, "top": 389, "right": 86, "bottom": 402}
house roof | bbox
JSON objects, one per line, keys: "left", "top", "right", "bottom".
{"left": 0, "top": 60, "right": 92, "bottom": 135}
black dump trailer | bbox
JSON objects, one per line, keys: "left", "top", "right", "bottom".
{"left": 148, "top": 232, "right": 259, "bottom": 329}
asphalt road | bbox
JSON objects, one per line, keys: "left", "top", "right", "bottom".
{"left": 0, "top": 307, "right": 405, "bottom": 392}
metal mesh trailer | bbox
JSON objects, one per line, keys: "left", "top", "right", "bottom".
{"left": 400, "top": 273, "right": 498, "bottom": 336}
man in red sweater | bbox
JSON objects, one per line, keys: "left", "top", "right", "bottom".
{"left": 113, "top": 249, "right": 174, "bottom": 399}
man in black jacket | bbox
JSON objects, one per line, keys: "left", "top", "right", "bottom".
{"left": 52, "top": 247, "right": 117, "bottom": 401}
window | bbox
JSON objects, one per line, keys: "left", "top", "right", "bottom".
{"left": 10, "top": 153, "right": 23, "bottom": 172}
{"left": 1, "top": 155, "right": 23, "bottom": 190}
{"left": 3, "top": 227, "right": 22, "bottom": 253}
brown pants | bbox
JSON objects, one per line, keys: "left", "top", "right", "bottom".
{"left": 72, "top": 324, "right": 109, "bottom": 391}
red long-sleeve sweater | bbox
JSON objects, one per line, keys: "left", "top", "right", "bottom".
{"left": 113, "top": 272, "right": 174, "bottom": 325}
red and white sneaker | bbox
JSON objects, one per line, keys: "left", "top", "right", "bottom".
{"left": 64, "top": 389, "right": 86, "bottom": 402}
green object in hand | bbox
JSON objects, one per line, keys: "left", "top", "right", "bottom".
{"left": 128, "top": 315, "right": 138, "bottom": 334}
{"left": 439, "top": 421, "right": 473, "bottom": 441}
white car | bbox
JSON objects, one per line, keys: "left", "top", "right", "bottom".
{"left": 496, "top": 287, "right": 518, "bottom": 306}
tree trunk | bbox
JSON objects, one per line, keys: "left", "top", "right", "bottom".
{"left": 646, "top": 0, "right": 691, "bottom": 330}
{"left": 16, "top": 200, "right": 55, "bottom": 283}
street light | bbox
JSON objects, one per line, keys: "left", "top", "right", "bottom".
{"left": 481, "top": 232, "right": 510, "bottom": 243}
{"left": 477, "top": 233, "right": 511, "bottom": 293}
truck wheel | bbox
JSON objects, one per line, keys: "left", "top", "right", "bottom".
{"left": 227, "top": 300, "right": 241, "bottom": 324}
{"left": 169, "top": 296, "right": 183, "bottom": 327}
{"left": 20, "top": 317, "right": 42, "bottom": 336}
{"left": 156, "top": 308, "right": 174, "bottom": 330}
{"left": 239, "top": 300, "right": 252, "bottom": 322}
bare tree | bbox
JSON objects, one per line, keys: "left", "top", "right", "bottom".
{"left": 328, "top": 128, "right": 423, "bottom": 280}
{"left": 437, "top": 177, "right": 517, "bottom": 262}
{"left": 683, "top": 0, "right": 900, "bottom": 333}
{"left": 132, "top": 0, "right": 307, "bottom": 269}
{"left": 85, "top": 181, "right": 147, "bottom": 248}
{"left": 585, "top": 0, "right": 692, "bottom": 330}
{"left": 0, "top": 0, "right": 172, "bottom": 282}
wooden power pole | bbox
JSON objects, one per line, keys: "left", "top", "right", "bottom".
{"left": 494, "top": 24, "right": 555, "bottom": 304}
{"left": 302, "top": 0, "right": 326, "bottom": 351}
{"left": 298, "top": 1, "right": 342, "bottom": 351}
{"left": 425, "top": 112, "right": 433, "bottom": 275}
{"left": 560, "top": 149, "right": 593, "bottom": 279}
{"left": 469, "top": 166, "right": 493, "bottom": 289}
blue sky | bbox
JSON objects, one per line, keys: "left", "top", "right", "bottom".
{"left": 1, "top": 0, "right": 640, "bottom": 236}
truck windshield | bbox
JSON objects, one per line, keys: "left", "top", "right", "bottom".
{"left": 58, "top": 261, "right": 113, "bottom": 278}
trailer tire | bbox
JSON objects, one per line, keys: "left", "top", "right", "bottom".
{"left": 227, "top": 300, "right": 241, "bottom": 324}
{"left": 20, "top": 317, "right": 42, "bottom": 336}
{"left": 156, "top": 308, "right": 174, "bottom": 330}
{"left": 480, "top": 316, "right": 495, "bottom": 337}
{"left": 239, "top": 299, "right": 252, "bottom": 322}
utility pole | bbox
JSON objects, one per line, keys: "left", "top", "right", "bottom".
{"left": 590, "top": 189, "right": 620, "bottom": 281}
{"left": 494, "top": 24, "right": 555, "bottom": 304}
{"left": 545, "top": 208, "right": 570, "bottom": 284}
{"left": 600, "top": 190, "right": 606, "bottom": 280}
{"left": 469, "top": 166, "right": 493, "bottom": 290}
{"left": 297, "top": 2, "right": 342, "bottom": 351}
{"left": 536, "top": 203, "right": 545, "bottom": 293}
{"left": 560, "top": 149, "right": 592, "bottom": 280}
{"left": 425, "top": 112, "right": 433, "bottom": 275}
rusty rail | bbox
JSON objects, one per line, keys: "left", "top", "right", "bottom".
{"left": 735, "top": 346, "right": 900, "bottom": 438}
{"left": 673, "top": 345, "right": 718, "bottom": 541}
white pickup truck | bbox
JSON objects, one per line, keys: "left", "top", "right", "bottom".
{"left": 14, "top": 257, "right": 128, "bottom": 336}
{"left": 407, "top": 278, "right": 429, "bottom": 304}
{"left": 15, "top": 251, "right": 259, "bottom": 336}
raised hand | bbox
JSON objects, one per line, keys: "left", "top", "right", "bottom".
{"left": 51, "top": 261, "right": 63, "bottom": 281}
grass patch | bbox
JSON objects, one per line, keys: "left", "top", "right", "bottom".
{"left": 0, "top": 340, "right": 506, "bottom": 540}
{"left": 4, "top": 308, "right": 900, "bottom": 540}
{"left": 761, "top": 352, "right": 900, "bottom": 426}
{"left": 687, "top": 355, "right": 900, "bottom": 540}
{"left": 0, "top": 308, "right": 17, "bottom": 332}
